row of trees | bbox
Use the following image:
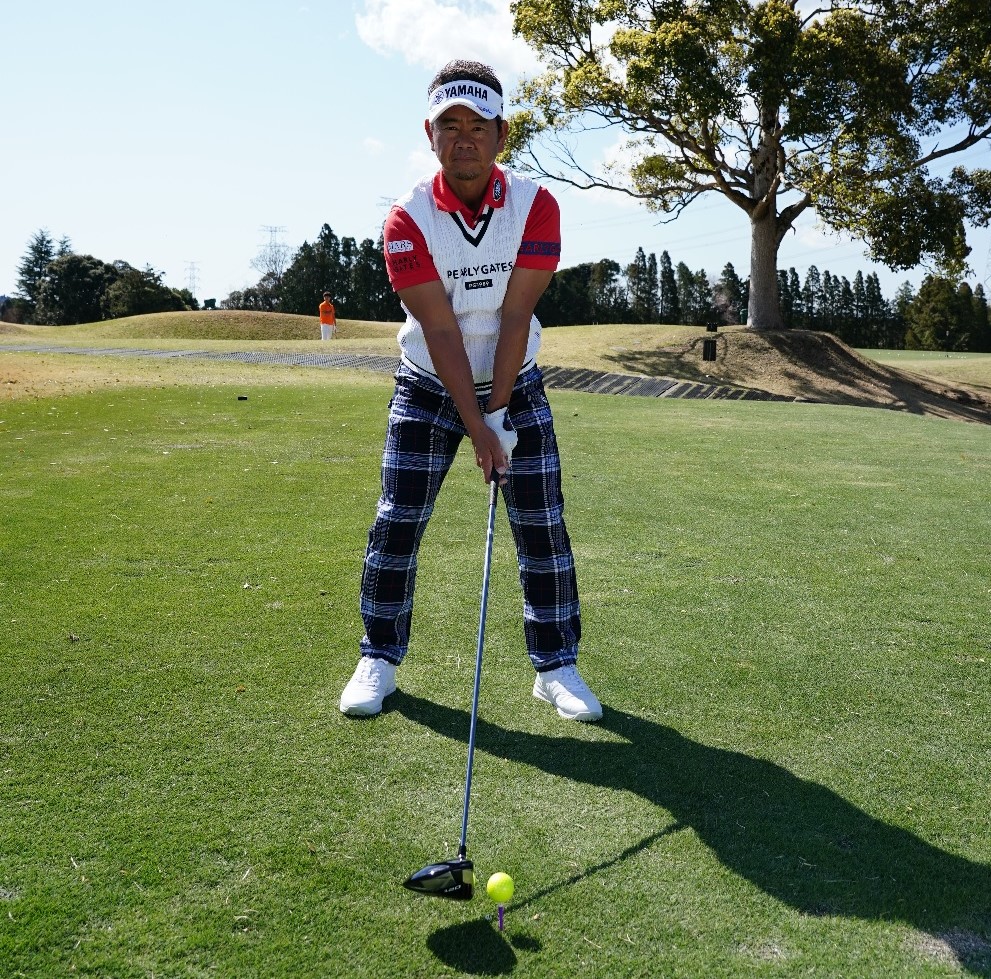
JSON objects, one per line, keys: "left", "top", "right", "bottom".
{"left": 224, "top": 222, "right": 991, "bottom": 352}
{"left": 778, "top": 267, "right": 991, "bottom": 352}
{"left": 4, "top": 230, "right": 196, "bottom": 325}
{"left": 536, "top": 248, "right": 991, "bottom": 352}
{"left": 223, "top": 224, "right": 402, "bottom": 322}
{"left": 7, "top": 226, "right": 989, "bottom": 351}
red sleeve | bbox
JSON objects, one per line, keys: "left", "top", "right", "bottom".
{"left": 383, "top": 207, "right": 439, "bottom": 291}
{"left": 516, "top": 187, "right": 561, "bottom": 271}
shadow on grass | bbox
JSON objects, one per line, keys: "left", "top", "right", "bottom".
{"left": 391, "top": 693, "right": 991, "bottom": 976}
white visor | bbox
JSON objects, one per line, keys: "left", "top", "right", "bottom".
{"left": 427, "top": 81, "right": 503, "bottom": 123}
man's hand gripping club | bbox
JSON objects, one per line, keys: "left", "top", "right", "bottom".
{"left": 479, "top": 406, "right": 517, "bottom": 485}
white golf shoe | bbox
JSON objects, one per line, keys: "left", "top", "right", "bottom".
{"left": 533, "top": 665, "right": 602, "bottom": 722}
{"left": 340, "top": 657, "right": 397, "bottom": 716}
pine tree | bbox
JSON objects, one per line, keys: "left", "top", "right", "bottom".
{"left": 16, "top": 229, "right": 69, "bottom": 320}
{"left": 714, "top": 263, "right": 745, "bottom": 325}
{"left": 624, "top": 247, "right": 650, "bottom": 323}
{"left": 658, "top": 251, "right": 679, "bottom": 324}
{"left": 788, "top": 269, "right": 803, "bottom": 328}
{"left": 645, "top": 252, "right": 659, "bottom": 322}
{"left": 972, "top": 284, "right": 991, "bottom": 352}
{"left": 802, "top": 266, "right": 821, "bottom": 329}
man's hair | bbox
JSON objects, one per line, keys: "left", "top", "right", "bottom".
{"left": 428, "top": 60, "right": 503, "bottom": 98}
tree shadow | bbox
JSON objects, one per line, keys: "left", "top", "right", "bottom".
{"left": 391, "top": 692, "right": 991, "bottom": 975}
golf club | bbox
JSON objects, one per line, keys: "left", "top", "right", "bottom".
{"left": 403, "top": 472, "right": 500, "bottom": 900}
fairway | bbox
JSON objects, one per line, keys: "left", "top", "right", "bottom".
{"left": 2, "top": 359, "right": 990, "bottom": 977}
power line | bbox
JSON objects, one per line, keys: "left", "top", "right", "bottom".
{"left": 260, "top": 225, "right": 287, "bottom": 245}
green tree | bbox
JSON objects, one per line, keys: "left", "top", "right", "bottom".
{"left": 34, "top": 254, "right": 118, "bottom": 325}
{"left": 104, "top": 263, "right": 189, "bottom": 319}
{"left": 278, "top": 225, "right": 401, "bottom": 321}
{"left": 625, "top": 247, "right": 658, "bottom": 322}
{"left": 971, "top": 283, "right": 991, "bottom": 352}
{"left": 658, "top": 250, "right": 679, "bottom": 324}
{"left": 279, "top": 226, "right": 343, "bottom": 316}
{"left": 222, "top": 275, "right": 280, "bottom": 312}
{"left": 350, "top": 235, "right": 401, "bottom": 321}
{"left": 536, "top": 264, "right": 588, "bottom": 324}
{"left": 588, "top": 258, "right": 626, "bottom": 322}
{"left": 16, "top": 229, "right": 71, "bottom": 320}
{"left": 506, "top": 0, "right": 991, "bottom": 331}
{"left": 536, "top": 258, "right": 625, "bottom": 324}
{"left": 675, "top": 262, "right": 713, "bottom": 325}
{"left": 714, "top": 262, "right": 745, "bottom": 324}
{"left": 776, "top": 268, "right": 803, "bottom": 327}
{"left": 836, "top": 277, "right": 856, "bottom": 343}
{"left": 802, "top": 265, "right": 822, "bottom": 329}
{"left": 904, "top": 275, "right": 971, "bottom": 350}
{"left": 861, "top": 273, "right": 893, "bottom": 347}
{"left": 892, "top": 280, "right": 916, "bottom": 345}
{"left": 820, "top": 271, "right": 840, "bottom": 334}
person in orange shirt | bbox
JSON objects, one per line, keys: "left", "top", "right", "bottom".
{"left": 319, "top": 292, "right": 336, "bottom": 339}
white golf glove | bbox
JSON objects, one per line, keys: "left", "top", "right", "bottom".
{"left": 483, "top": 407, "right": 518, "bottom": 458}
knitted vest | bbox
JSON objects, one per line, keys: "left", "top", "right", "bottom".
{"left": 397, "top": 169, "right": 542, "bottom": 385}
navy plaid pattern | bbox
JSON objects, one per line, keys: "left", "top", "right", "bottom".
{"left": 359, "top": 363, "right": 580, "bottom": 671}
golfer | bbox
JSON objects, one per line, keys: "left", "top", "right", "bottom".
{"left": 340, "top": 60, "right": 601, "bottom": 722}
{"left": 319, "top": 292, "right": 336, "bottom": 340}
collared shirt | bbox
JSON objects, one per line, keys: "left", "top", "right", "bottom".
{"left": 383, "top": 164, "right": 560, "bottom": 291}
{"left": 381, "top": 165, "right": 560, "bottom": 384}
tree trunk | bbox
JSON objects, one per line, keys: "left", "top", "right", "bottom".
{"left": 748, "top": 211, "right": 784, "bottom": 330}
{"left": 747, "top": 98, "right": 786, "bottom": 331}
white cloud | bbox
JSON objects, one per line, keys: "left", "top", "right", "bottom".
{"left": 363, "top": 137, "right": 386, "bottom": 156}
{"left": 354, "top": 0, "right": 541, "bottom": 82}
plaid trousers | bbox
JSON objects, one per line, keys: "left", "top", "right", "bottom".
{"left": 359, "top": 362, "right": 581, "bottom": 672}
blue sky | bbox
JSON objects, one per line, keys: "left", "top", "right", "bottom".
{"left": 4, "top": 0, "right": 989, "bottom": 305}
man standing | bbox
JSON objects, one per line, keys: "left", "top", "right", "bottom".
{"left": 340, "top": 60, "right": 601, "bottom": 722}
{"left": 319, "top": 292, "right": 336, "bottom": 340}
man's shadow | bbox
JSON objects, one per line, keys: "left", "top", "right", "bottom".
{"left": 392, "top": 693, "right": 991, "bottom": 975}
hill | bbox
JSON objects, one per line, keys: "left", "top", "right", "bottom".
{"left": 0, "top": 310, "right": 400, "bottom": 343}
{"left": 603, "top": 328, "right": 991, "bottom": 425}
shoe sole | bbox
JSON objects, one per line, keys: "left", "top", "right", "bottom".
{"left": 532, "top": 683, "right": 602, "bottom": 722}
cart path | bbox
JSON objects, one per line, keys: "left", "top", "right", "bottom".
{"left": 2, "top": 343, "right": 796, "bottom": 402}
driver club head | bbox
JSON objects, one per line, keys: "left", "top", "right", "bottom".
{"left": 403, "top": 859, "right": 474, "bottom": 900}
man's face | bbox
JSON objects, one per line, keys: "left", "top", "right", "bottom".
{"left": 426, "top": 105, "right": 508, "bottom": 183}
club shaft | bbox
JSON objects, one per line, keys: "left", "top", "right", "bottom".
{"left": 459, "top": 476, "right": 499, "bottom": 857}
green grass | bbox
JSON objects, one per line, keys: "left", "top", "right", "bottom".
{"left": 860, "top": 348, "right": 991, "bottom": 392}
{"left": 2, "top": 347, "right": 991, "bottom": 976}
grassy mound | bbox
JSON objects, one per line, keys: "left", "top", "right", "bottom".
{"left": 599, "top": 327, "right": 991, "bottom": 423}
{"left": 44, "top": 310, "right": 400, "bottom": 342}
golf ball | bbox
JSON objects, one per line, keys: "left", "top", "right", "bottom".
{"left": 486, "top": 872, "right": 514, "bottom": 903}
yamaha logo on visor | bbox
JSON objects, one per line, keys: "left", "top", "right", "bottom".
{"left": 428, "top": 81, "right": 503, "bottom": 122}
